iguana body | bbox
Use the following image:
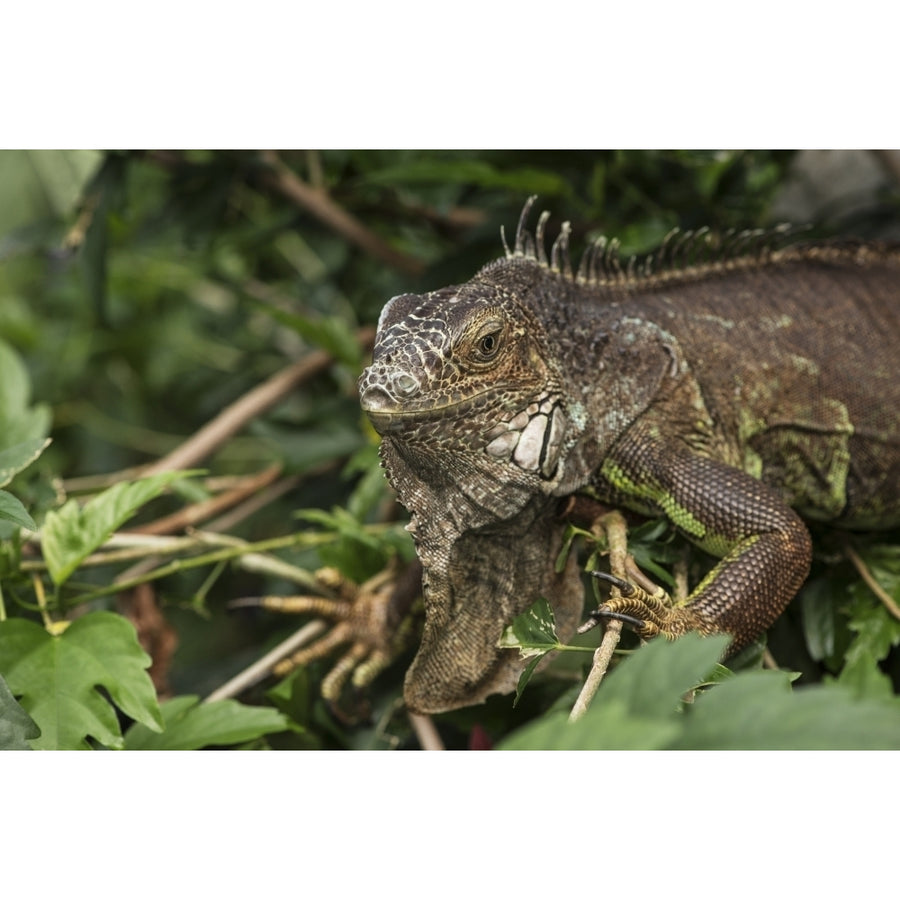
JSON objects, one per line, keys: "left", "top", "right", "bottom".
{"left": 358, "top": 199, "right": 900, "bottom": 713}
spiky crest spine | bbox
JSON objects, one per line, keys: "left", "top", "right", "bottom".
{"left": 497, "top": 195, "right": 899, "bottom": 292}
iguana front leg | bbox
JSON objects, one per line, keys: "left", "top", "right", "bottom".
{"left": 591, "top": 427, "right": 813, "bottom": 650}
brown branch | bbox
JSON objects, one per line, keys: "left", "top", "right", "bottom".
{"left": 205, "top": 473, "right": 304, "bottom": 533}
{"left": 258, "top": 150, "right": 425, "bottom": 276}
{"left": 141, "top": 325, "right": 375, "bottom": 476}
{"left": 844, "top": 541, "right": 900, "bottom": 622}
{"left": 128, "top": 464, "right": 284, "bottom": 536}
{"left": 569, "top": 510, "right": 628, "bottom": 721}
{"left": 141, "top": 149, "right": 426, "bottom": 276}
{"left": 408, "top": 712, "right": 445, "bottom": 751}
{"left": 203, "top": 620, "right": 328, "bottom": 703}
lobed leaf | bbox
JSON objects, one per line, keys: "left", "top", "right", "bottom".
{"left": 0, "top": 612, "right": 162, "bottom": 750}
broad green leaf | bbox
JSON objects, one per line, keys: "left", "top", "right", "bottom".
{"left": 596, "top": 632, "right": 730, "bottom": 720}
{"left": 124, "top": 695, "right": 291, "bottom": 750}
{"left": 0, "top": 437, "right": 50, "bottom": 488}
{"left": 843, "top": 585, "right": 900, "bottom": 664}
{"left": 0, "top": 612, "right": 163, "bottom": 750}
{"left": 499, "top": 633, "right": 729, "bottom": 749}
{"left": 0, "top": 673, "right": 40, "bottom": 750}
{"left": 0, "top": 150, "right": 101, "bottom": 234}
{"left": 499, "top": 700, "right": 680, "bottom": 750}
{"left": 673, "top": 670, "right": 900, "bottom": 749}
{"left": 0, "top": 490, "right": 36, "bottom": 530}
{"left": 41, "top": 470, "right": 194, "bottom": 585}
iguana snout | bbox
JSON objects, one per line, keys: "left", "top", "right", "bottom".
{"left": 358, "top": 365, "right": 421, "bottom": 434}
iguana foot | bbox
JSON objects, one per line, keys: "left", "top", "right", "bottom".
{"left": 581, "top": 570, "right": 708, "bottom": 641}
{"left": 231, "top": 559, "right": 421, "bottom": 713}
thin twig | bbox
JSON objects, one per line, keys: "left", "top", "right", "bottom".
{"left": 844, "top": 541, "right": 900, "bottom": 621}
{"left": 203, "top": 620, "right": 327, "bottom": 702}
{"left": 205, "top": 473, "right": 303, "bottom": 533}
{"left": 258, "top": 151, "right": 425, "bottom": 276}
{"left": 408, "top": 712, "right": 445, "bottom": 751}
{"left": 569, "top": 510, "right": 628, "bottom": 721}
{"left": 128, "top": 464, "right": 283, "bottom": 536}
{"left": 140, "top": 325, "right": 374, "bottom": 476}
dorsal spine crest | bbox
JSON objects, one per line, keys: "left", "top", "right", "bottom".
{"left": 500, "top": 196, "right": 855, "bottom": 292}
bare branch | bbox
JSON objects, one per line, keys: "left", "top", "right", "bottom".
{"left": 203, "top": 620, "right": 327, "bottom": 702}
{"left": 844, "top": 541, "right": 900, "bottom": 622}
{"left": 569, "top": 510, "right": 628, "bottom": 721}
{"left": 128, "top": 464, "right": 283, "bottom": 535}
{"left": 141, "top": 325, "right": 374, "bottom": 476}
{"left": 408, "top": 712, "right": 445, "bottom": 751}
{"left": 258, "top": 151, "right": 425, "bottom": 276}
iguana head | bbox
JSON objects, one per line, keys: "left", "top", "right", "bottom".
{"left": 357, "top": 260, "right": 586, "bottom": 714}
{"left": 358, "top": 271, "right": 569, "bottom": 482}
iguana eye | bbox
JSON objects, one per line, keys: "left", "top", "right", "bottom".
{"left": 475, "top": 329, "right": 501, "bottom": 360}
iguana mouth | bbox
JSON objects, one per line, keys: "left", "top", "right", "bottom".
{"left": 360, "top": 380, "right": 507, "bottom": 435}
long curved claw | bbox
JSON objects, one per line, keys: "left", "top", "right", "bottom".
{"left": 583, "top": 567, "right": 702, "bottom": 641}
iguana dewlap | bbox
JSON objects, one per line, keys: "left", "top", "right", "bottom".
{"left": 358, "top": 198, "right": 900, "bottom": 714}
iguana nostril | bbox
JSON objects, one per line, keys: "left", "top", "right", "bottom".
{"left": 359, "top": 384, "right": 393, "bottom": 412}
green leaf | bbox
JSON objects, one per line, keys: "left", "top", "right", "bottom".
{"left": 0, "top": 612, "right": 163, "bottom": 750}
{"left": 0, "top": 437, "right": 50, "bottom": 489}
{"left": 596, "top": 632, "right": 730, "bottom": 720}
{"left": 799, "top": 577, "right": 838, "bottom": 660}
{"left": 833, "top": 648, "right": 895, "bottom": 701}
{"left": 500, "top": 700, "right": 681, "bottom": 750}
{"left": 0, "top": 490, "right": 36, "bottom": 530}
{"left": 498, "top": 596, "right": 562, "bottom": 659}
{"left": 0, "top": 672, "right": 40, "bottom": 750}
{"left": 673, "top": 670, "right": 900, "bottom": 749}
{"left": 843, "top": 587, "right": 900, "bottom": 666}
{"left": 0, "top": 339, "right": 51, "bottom": 451}
{"left": 124, "top": 695, "right": 291, "bottom": 750}
{"left": 512, "top": 656, "right": 544, "bottom": 708}
{"left": 499, "top": 633, "right": 729, "bottom": 749}
{"left": 41, "top": 470, "right": 195, "bottom": 585}
{"left": 0, "top": 149, "right": 101, "bottom": 234}
{"left": 500, "top": 631, "right": 900, "bottom": 750}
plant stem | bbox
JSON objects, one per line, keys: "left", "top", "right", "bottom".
{"left": 569, "top": 510, "right": 628, "bottom": 721}
{"left": 62, "top": 532, "right": 330, "bottom": 606}
{"left": 203, "top": 620, "right": 326, "bottom": 702}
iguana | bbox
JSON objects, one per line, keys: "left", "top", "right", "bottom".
{"left": 357, "top": 197, "right": 900, "bottom": 714}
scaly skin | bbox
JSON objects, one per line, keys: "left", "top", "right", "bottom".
{"left": 359, "top": 200, "right": 900, "bottom": 714}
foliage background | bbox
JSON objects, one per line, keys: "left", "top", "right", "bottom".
{"left": 1, "top": 149, "right": 899, "bottom": 750}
